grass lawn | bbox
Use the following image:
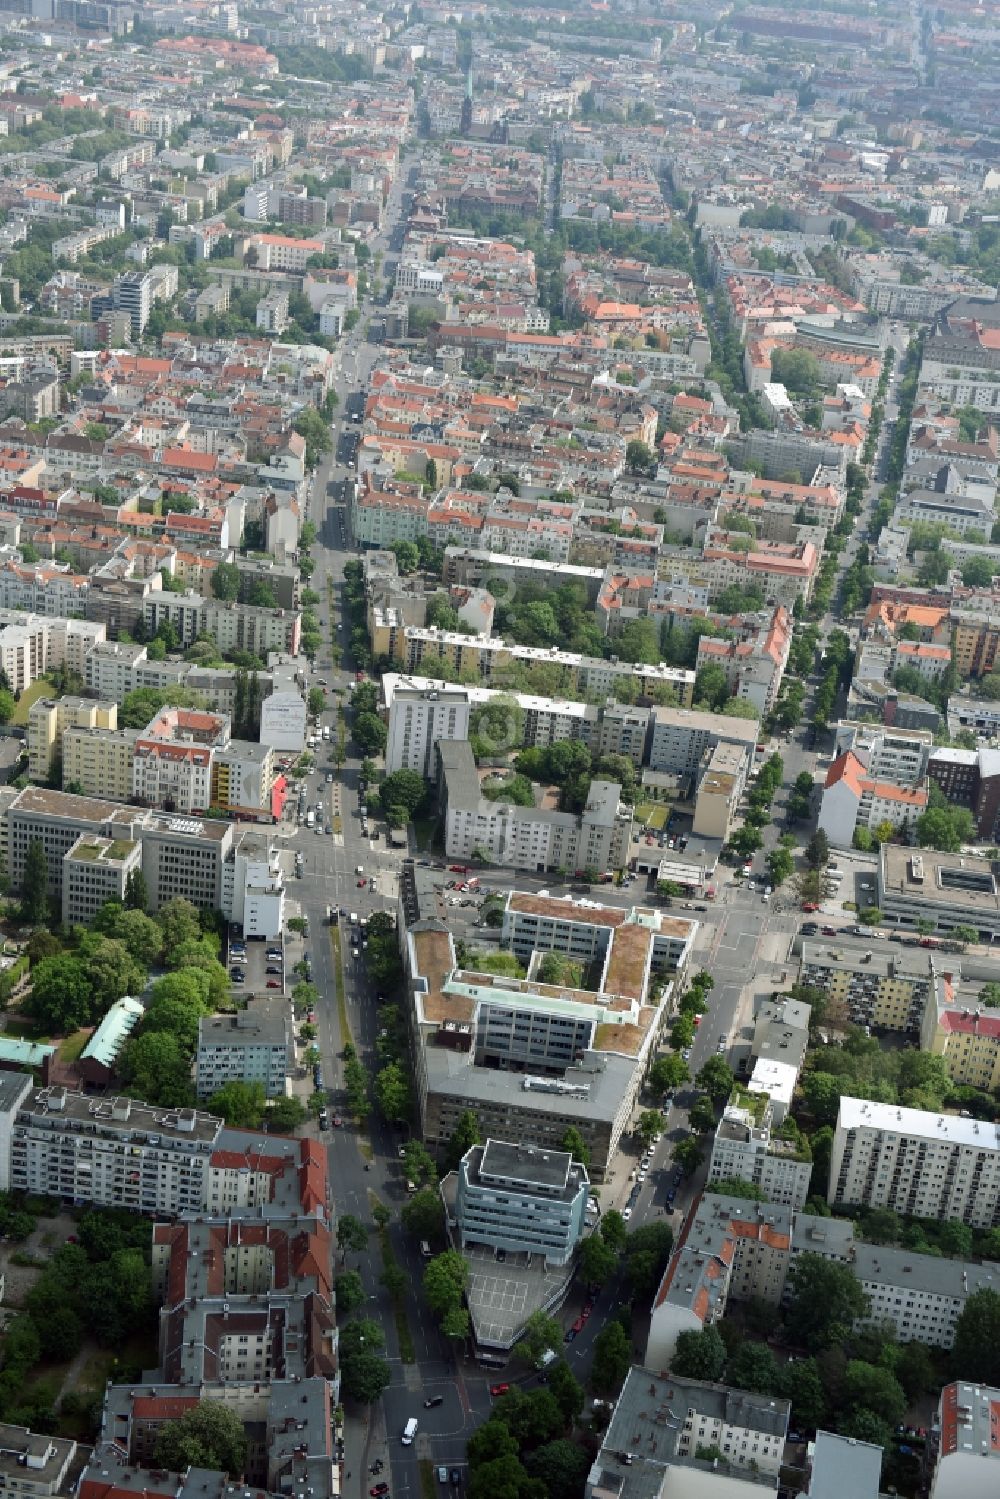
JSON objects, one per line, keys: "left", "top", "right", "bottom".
{"left": 411, "top": 815, "right": 435, "bottom": 852}
{"left": 57, "top": 1030, "right": 90, "bottom": 1064}
{"left": 12, "top": 677, "right": 54, "bottom": 726}
{"left": 635, "top": 802, "right": 668, "bottom": 830}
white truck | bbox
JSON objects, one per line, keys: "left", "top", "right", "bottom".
{"left": 306, "top": 810, "right": 315, "bottom": 828}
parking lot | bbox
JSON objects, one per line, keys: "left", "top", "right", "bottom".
{"left": 226, "top": 934, "right": 287, "bottom": 998}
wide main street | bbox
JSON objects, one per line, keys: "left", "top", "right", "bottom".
{"left": 279, "top": 161, "right": 904, "bottom": 1499}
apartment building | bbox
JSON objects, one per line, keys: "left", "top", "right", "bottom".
{"left": 590, "top": 1367, "right": 789, "bottom": 1498}
{"left": 818, "top": 749, "right": 928, "bottom": 848}
{"left": 142, "top": 593, "right": 301, "bottom": 658}
{"left": 400, "top": 880, "right": 695, "bottom": 1178}
{"left": 9, "top": 1088, "right": 220, "bottom": 1214}
{"left": 928, "top": 747, "right": 1000, "bottom": 842}
{"left": 647, "top": 705, "right": 759, "bottom": 777}
{"left": 62, "top": 834, "right": 142, "bottom": 928}
{"left": 707, "top": 1087, "right": 813, "bottom": 1208}
{"left": 26, "top": 696, "right": 117, "bottom": 782}
{"left": 829, "top": 1096, "right": 1000, "bottom": 1229}
{"left": 437, "top": 739, "right": 632, "bottom": 874}
{"left": 921, "top": 974, "right": 1000, "bottom": 1091}
{"left": 702, "top": 534, "right": 818, "bottom": 611}
{"left": 932, "top": 1381, "right": 1000, "bottom": 1499}
{"left": 386, "top": 684, "right": 472, "bottom": 777}
{"left": 799, "top": 937, "right": 934, "bottom": 1036}
{"left": 402, "top": 626, "right": 696, "bottom": 705}
{"left": 647, "top": 1187, "right": 997, "bottom": 1371}
{"left": 0, "top": 1427, "right": 75, "bottom": 1499}
{"left": 195, "top": 997, "right": 293, "bottom": 1101}
{"left": 454, "top": 1140, "right": 589, "bottom": 1267}
{"left": 693, "top": 740, "right": 750, "bottom": 842}
{"left": 0, "top": 612, "right": 104, "bottom": 694}
{"left": 61, "top": 725, "right": 138, "bottom": 801}
{"left": 951, "top": 604, "right": 1000, "bottom": 680}
{"left": 695, "top": 606, "right": 792, "bottom": 715}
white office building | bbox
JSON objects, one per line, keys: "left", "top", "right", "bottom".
{"left": 454, "top": 1139, "right": 588, "bottom": 1267}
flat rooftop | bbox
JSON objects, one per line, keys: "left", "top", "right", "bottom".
{"left": 479, "top": 1139, "right": 574, "bottom": 1191}
{"left": 22, "top": 1086, "right": 222, "bottom": 1145}
{"left": 838, "top": 1094, "right": 1000, "bottom": 1151}
{"left": 882, "top": 844, "right": 1000, "bottom": 913}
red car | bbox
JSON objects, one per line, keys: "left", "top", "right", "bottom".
{"left": 370, "top": 1486, "right": 389, "bottom": 1497}
{"left": 332, "top": 1116, "right": 342, "bottom": 1128}
{"left": 449, "top": 864, "right": 469, "bottom": 873}
{"left": 581, "top": 1305, "right": 592, "bottom": 1321}
{"left": 801, "top": 901, "right": 819, "bottom": 913}
{"left": 266, "top": 980, "right": 281, "bottom": 989}
{"left": 572, "top": 1316, "right": 586, "bottom": 1334}
{"left": 490, "top": 1383, "right": 510, "bottom": 1397}
{"left": 357, "top": 878, "right": 366, "bottom": 888}
{"left": 821, "top": 926, "right": 837, "bottom": 936}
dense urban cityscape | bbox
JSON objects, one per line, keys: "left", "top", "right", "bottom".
{"left": 0, "top": 3, "right": 990, "bottom": 1499}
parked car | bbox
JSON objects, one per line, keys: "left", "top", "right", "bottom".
{"left": 490, "top": 1383, "right": 510, "bottom": 1397}
{"left": 424, "top": 1396, "right": 444, "bottom": 1408}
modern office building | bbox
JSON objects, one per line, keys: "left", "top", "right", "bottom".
{"left": 195, "top": 997, "right": 294, "bottom": 1101}
{"left": 879, "top": 846, "right": 1000, "bottom": 939}
{"left": 401, "top": 887, "right": 696, "bottom": 1179}
{"left": 62, "top": 833, "right": 142, "bottom": 927}
{"left": 829, "top": 1096, "right": 1000, "bottom": 1228}
{"left": 454, "top": 1140, "right": 588, "bottom": 1267}
{"left": 707, "top": 1088, "right": 813, "bottom": 1208}
{"left": 646, "top": 704, "right": 759, "bottom": 776}
{"left": 112, "top": 270, "right": 153, "bottom": 337}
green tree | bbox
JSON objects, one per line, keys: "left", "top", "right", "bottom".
{"left": 838, "top": 1408, "right": 892, "bottom": 1451}
{"left": 353, "top": 712, "right": 388, "bottom": 756}
{"left": 25, "top": 954, "right": 93, "bottom": 1030}
{"left": 334, "top": 1271, "right": 366, "bottom": 1315}
{"left": 377, "top": 769, "right": 427, "bottom": 816}
{"left": 207, "top": 1080, "right": 266, "bottom": 1128}
{"left": 401, "top": 1187, "right": 443, "bottom": 1241}
{"left": 157, "top": 896, "right": 201, "bottom": 950}
{"left": 694, "top": 663, "right": 730, "bottom": 711}
{"left": 423, "top": 1250, "right": 468, "bottom": 1317}
{"left": 267, "top": 1096, "right": 307, "bottom": 1132}
{"left": 578, "top": 1233, "right": 618, "bottom": 1287}
{"left": 211, "top": 562, "right": 241, "bottom": 600}
{"left": 560, "top": 1126, "right": 590, "bottom": 1168}
{"left": 154, "top": 1402, "right": 248, "bottom": 1476}
{"left": 625, "top": 439, "right": 655, "bottom": 472}
{"left": 373, "top": 1061, "right": 411, "bottom": 1122}
{"left": 785, "top": 1253, "right": 869, "bottom": 1350}
{"left": 599, "top": 1209, "right": 627, "bottom": 1254}
{"left": 696, "top": 1056, "right": 735, "bottom": 1105}
{"left": 673, "top": 1137, "right": 704, "bottom": 1176}
{"left": 689, "top": 1094, "right": 717, "bottom": 1134}
{"left": 123, "top": 868, "right": 148, "bottom": 912}
{"left": 726, "top": 1339, "right": 778, "bottom": 1394}
{"left": 340, "top": 1344, "right": 392, "bottom": 1403}
{"left": 844, "top": 1360, "right": 906, "bottom": 1426}
{"left": 524, "top": 1440, "right": 589, "bottom": 1499}
{"left": 336, "top": 1215, "right": 369, "bottom": 1258}
{"left": 292, "top": 406, "right": 333, "bottom": 468}
{"left": 120, "top": 1030, "right": 194, "bottom": 1107}
{"left": 649, "top": 1054, "right": 689, "bottom": 1093}
{"left": 19, "top": 838, "right": 49, "bottom": 925}
{"left": 547, "top": 1360, "right": 585, "bottom": 1425}
{"left": 444, "top": 1108, "right": 481, "bottom": 1170}
{"left": 515, "top": 1310, "right": 562, "bottom": 1367}
{"left": 952, "top": 1288, "right": 1000, "bottom": 1384}
{"left": 591, "top": 1319, "right": 631, "bottom": 1394}
{"left": 672, "top": 1326, "right": 727, "bottom": 1381}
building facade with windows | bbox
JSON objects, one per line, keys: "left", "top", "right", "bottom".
{"left": 454, "top": 1140, "right": 588, "bottom": 1266}
{"left": 829, "top": 1096, "right": 1000, "bottom": 1228}
{"left": 195, "top": 998, "right": 294, "bottom": 1101}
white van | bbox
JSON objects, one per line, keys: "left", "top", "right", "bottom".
{"left": 402, "top": 1417, "right": 418, "bottom": 1445}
